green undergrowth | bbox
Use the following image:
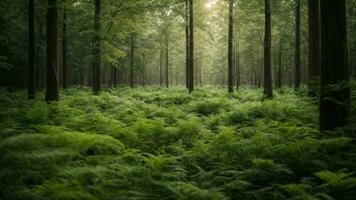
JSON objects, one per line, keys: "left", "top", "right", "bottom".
{"left": 0, "top": 86, "right": 356, "bottom": 200}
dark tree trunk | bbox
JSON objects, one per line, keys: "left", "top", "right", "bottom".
{"left": 113, "top": 67, "right": 117, "bottom": 87}
{"left": 45, "top": 0, "right": 59, "bottom": 101}
{"left": 160, "top": 38, "right": 163, "bottom": 86}
{"left": 188, "top": 0, "right": 194, "bottom": 93}
{"left": 185, "top": 0, "right": 189, "bottom": 89}
{"left": 228, "top": 0, "right": 234, "bottom": 93}
{"left": 28, "top": 0, "right": 36, "bottom": 99}
{"left": 165, "top": 36, "right": 169, "bottom": 88}
{"left": 235, "top": 37, "right": 241, "bottom": 90}
{"left": 320, "top": 0, "right": 350, "bottom": 131}
{"left": 264, "top": 0, "right": 273, "bottom": 98}
{"left": 295, "top": 0, "right": 301, "bottom": 90}
{"left": 308, "top": 0, "right": 321, "bottom": 95}
{"left": 277, "top": 42, "right": 282, "bottom": 88}
{"left": 92, "top": 0, "right": 101, "bottom": 95}
{"left": 129, "top": 34, "right": 135, "bottom": 88}
{"left": 62, "top": 4, "right": 67, "bottom": 89}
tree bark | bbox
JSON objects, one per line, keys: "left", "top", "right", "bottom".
{"left": 92, "top": 0, "right": 101, "bottom": 95}
{"left": 165, "top": 36, "right": 169, "bottom": 88}
{"left": 264, "top": 0, "right": 273, "bottom": 98}
{"left": 308, "top": 0, "right": 321, "bottom": 95}
{"left": 45, "top": 0, "right": 59, "bottom": 101}
{"left": 295, "top": 0, "right": 301, "bottom": 90}
{"left": 130, "top": 34, "right": 135, "bottom": 88}
{"left": 320, "top": 0, "right": 350, "bottom": 131}
{"left": 188, "top": 0, "right": 194, "bottom": 93}
{"left": 28, "top": 0, "right": 36, "bottom": 99}
{"left": 277, "top": 41, "right": 282, "bottom": 88}
{"left": 228, "top": 0, "right": 234, "bottom": 93}
{"left": 62, "top": 4, "right": 67, "bottom": 89}
{"left": 185, "top": 0, "right": 189, "bottom": 90}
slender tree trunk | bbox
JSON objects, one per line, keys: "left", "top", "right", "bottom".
{"left": 228, "top": 0, "right": 234, "bottom": 93}
{"left": 92, "top": 0, "right": 101, "bottom": 95}
{"left": 45, "top": 0, "right": 59, "bottom": 101}
{"left": 113, "top": 66, "right": 117, "bottom": 87}
{"left": 62, "top": 4, "right": 67, "bottom": 89}
{"left": 277, "top": 42, "right": 282, "bottom": 88}
{"left": 188, "top": 0, "right": 194, "bottom": 93}
{"left": 308, "top": 0, "right": 321, "bottom": 95}
{"left": 28, "top": 0, "right": 36, "bottom": 99}
{"left": 185, "top": 0, "right": 189, "bottom": 89}
{"left": 165, "top": 36, "right": 169, "bottom": 88}
{"left": 236, "top": 38, "right": 241, "bottom": 89}
{"left": 264, "top": 0, "right": 273, "bottom": 98}
{"left": 320, "top": 0, "right": 350, "bottom": 131}
{"left": 295, "top": 0, "right": 301, "bottom": 90}
{"left": 130, "top": 34, "right": 135, "bottom": 88}
{"left": 160, "top": 38, "right": 163, "bottom": 86}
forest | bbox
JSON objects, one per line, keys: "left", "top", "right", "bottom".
{"left": 1, "top": 0, "right": 356, "bottom": 199}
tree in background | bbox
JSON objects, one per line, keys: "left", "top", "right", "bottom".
{"left": 308, "top": 0, "right": 320, "bottom": 96}
{"left": 228, "top": 0, "right": 234, "bottom": 93}
{"left": 295, "top": 0, "right": 301, "bottom": 90}
{"left": 264, "top": 0, "right": 273, "bottom": 98}
{"left": 45, "top": 0, "right": 59, "bottom": 101}
{"left": 28, "top": 0, "right": 35, "bottom": 99}
{"left": 92, "top": 0, "right": 101, "bottom": 95}
{"left": 188, "top": 0, "right": 194, "bottom": 93}
{"left": 62, "top": 0, "right": 68, "bottom": 89}
{"left": 320, "top": 0, "right": 350, "bottom": 131}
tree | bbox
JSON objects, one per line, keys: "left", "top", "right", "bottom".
{"left": 188, "top": 0, "right": 194, "bottom": 93}
{"left": 185, "top": 0, "right": 189, "bottom": 89}
{"left": 45, "top": 0, "right": 59, "bottom": 101}
{"left": 129, "top": 33, "right": 135, "bottom": 88}
{"left": 228, "top": 0, "right": 234, "bottom": 93}
{"left": 62, "top": 2, "right": 68, "bottom": 89}
{"left": 295, "top": 0, "right": 301, "bottom": 90}
{"left": 92, "top": 0, "right": 101, "bottom": 95}
{"left": 264, "top": 0, "right": 273, "bottom": 98}
{"left": 320, "top": 0, "right": 351, "bottom": 131}
{"left": 277, "top": 40, "right": 282, "bottom": 88}
{"left": 308, "top": 0, "right": 320, "bottom": 95}
{"left": 28, "top": 0, "right": 35, "bottom": 99}
{"left": 165, "top": 36, "right": 169, "bottom": 88}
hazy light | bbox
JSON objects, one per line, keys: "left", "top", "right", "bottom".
{"left": 206, "top": 0, "right": 219, "bottom": 9}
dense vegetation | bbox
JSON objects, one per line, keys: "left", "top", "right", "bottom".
{"left": 1, "top": 86, "right": 356, "bottom": 200}
{"left": 1, "top": 0, "right": 356, "bottom": 199}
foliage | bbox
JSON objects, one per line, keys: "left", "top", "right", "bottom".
{"left": 1, "top": 87, "right": 356, "bottom": 200}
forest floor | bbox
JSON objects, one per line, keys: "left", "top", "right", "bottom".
{"left": 0, "top": 86, "right": 356, "bottom": 200}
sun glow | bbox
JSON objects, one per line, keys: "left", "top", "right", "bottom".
{"left": 206, "top": 0, "right": 219, "bottom": 9}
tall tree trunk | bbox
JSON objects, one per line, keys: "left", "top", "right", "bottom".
{"left": 228, "top": 0, "right": 234, "bottom": 93}
{"left": 185, "top": 0, "right": 189, "bottom": 89}
{"left": 113, "top": 67, "right": 117, "bottom": 87}
{"left": 236, "top": 38, "right": 241, "bottom": 89}
{"left": 92, "top": 0, "right": 101, "bottom": 95}
{"left": 130, "top": 34, "right": 135, "bottom": 88}
{"left": 62, "top": 4, "right": 67, "bottom": 89}
{"left": 165, "top": 36, "right": 169, "bottom": 88}
{"left": 277, "top": 41, "right": 282, "bottom": 88}
{"left": 28, "top": 0, "right": 36, "bottom": 99}
{"left": 320, "top": 0, "right": 350, "bottom": 131}
{"left": 188, "top": 0, "right": 194, "bottom": 93}
{"left": 160, "top": 38, "right": 163, "bottom": 86}
{"left": 45, "top": 0, "right": 59, "bottom": 101}
{"left": 264, "top": 0, "right": 273, "bottom": 98}
{"left": 308, "top": 0, "right": 321, "bottom": 95}
{"left": 295, "top": 0, "right": 301, "bottom": 89}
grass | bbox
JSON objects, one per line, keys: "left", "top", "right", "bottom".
{"left": 0, "top": 86, "right": 356, "bottom": 200}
